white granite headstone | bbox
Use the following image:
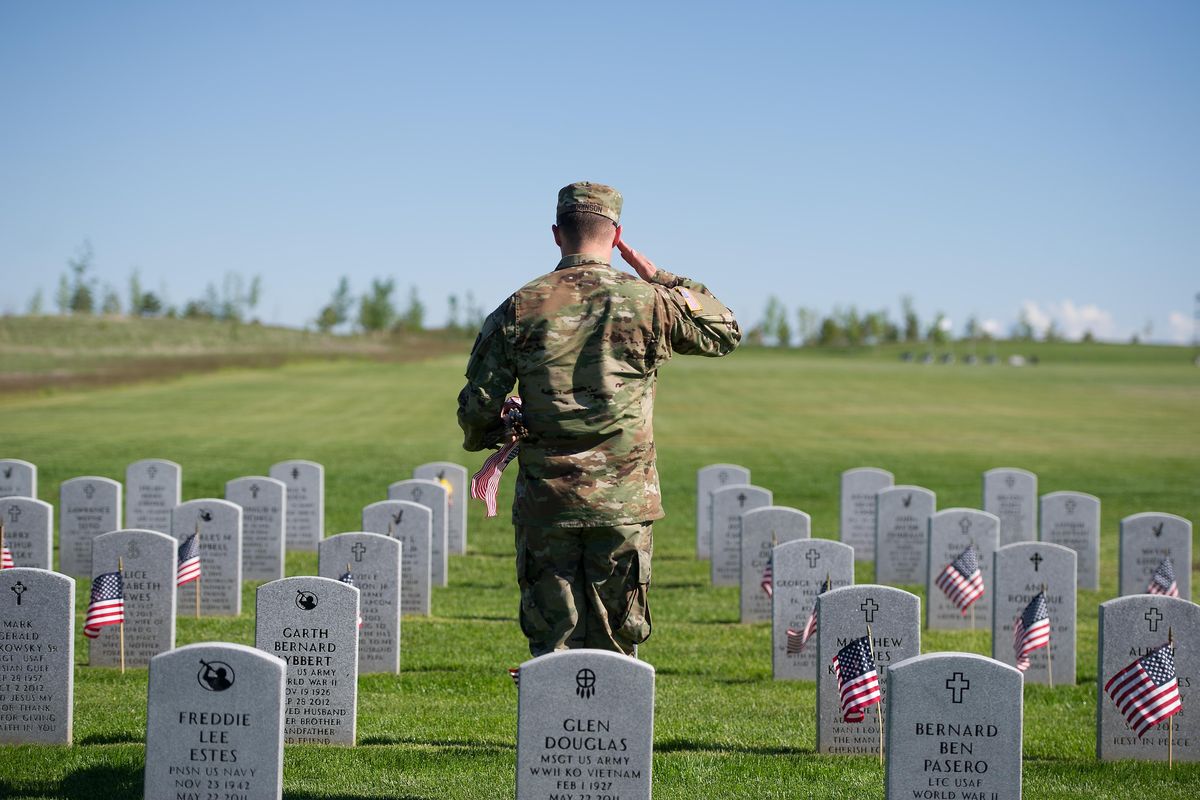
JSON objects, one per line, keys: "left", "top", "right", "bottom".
{"left": 269, "top": 459, "right": 323, "bottom": 551}
{"left": 124, "top": 458, "right": 181, "bottom": 534}
{"left": 0, "top": 568, "right": 74, "bottom": 744}
{"left": 0, "top": 458, "right": 36, "bottom": 498}
{"left": 840, "top": 467, "right": 893, "bottom": 562}
{"left": 710, "top": 484, "right": 771, "bottom": 587}
{"left": 387, "top": 479, "right": 448, "bottom": 587}
{"left": 90, "top": 529, "right": 177, "bottom": 667}
{"left": 925, "top": 508, "right": 999, "bottom": 631}
{"left": 226, "top": 476, "right": 286, "bottom": 582}
{"left": 362, "top": 500, "right": 431, "bottom": 616}
{"left": 1118, "top": 512, "right": 1192, "bottom": 601}
{"left": 696, "top": 464, "right": 750, "bottom": 560}
{"left": 992, "top": 542, "right": 1076, "bottom": 685}
{"left": 739, "top": 505, "right": 810, "bottom": 623}
{"left": 772, "top": 538, "right": 854, "bottom": 681}
{"left": 171, "top": 499, "right": 243, "bottom": 617}
{"left": 983, "top": 467, "right": 1037, "bottom": 546}
{"left": 319, "top": 532, "right": 401, "bottom": 674}
{"left": 59, "top": 476, "right": 122, "bottom": 577}
{"left": 1040, "top": 491, "right": 1100, "bottom": 591}
{"left": 413, "top": 462, "right": 468, "bottom": 555}
{"left": 1, "top": 497, "right": 53, "bottom": 569}
{"left": 874, "top": 485, "right": 935, "bottom": 585}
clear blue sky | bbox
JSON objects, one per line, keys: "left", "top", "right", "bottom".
{"left": 2, "top": 2, "right": 1197, "bottom": 342}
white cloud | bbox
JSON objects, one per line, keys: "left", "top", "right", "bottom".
{"left": 1167, "top": 311, "right": 1192, "bottom": 344}
{"left": 1019, "top": 300, "right": 1052, "bottom": 333}
{"left": 981, "top": 319, "right": 1002, "bottom": 337}
{"left": 1018, "top": 299, "right": 1117, "bottom": 340}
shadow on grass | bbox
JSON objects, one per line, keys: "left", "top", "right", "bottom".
{"left": 286, "top": 794, "right": 429, "bottom": 800}
{"left": 357, "top": 734, "right": 514, "bottom": 752}
{"left": 2, "top": 763, "right": 142, "bottom": 799}
{"left": 656, "top": 737, "right": 813, "bottom": 756}
{"left": 79, "top": 731, "right": 143, "bottom": 745}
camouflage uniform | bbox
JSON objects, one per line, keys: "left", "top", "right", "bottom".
{"left": 458, "top": 182, "right": 741, "bottom": 656}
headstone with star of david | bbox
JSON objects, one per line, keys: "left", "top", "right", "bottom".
{"left": 170, "top": 499, "right": 243, "bottom": 617}
{"left": 0, "top": 458, "right": 36, "bottom": 498}
{"left": 225, "top": 476, "right": 287, "bottom": 581}
{"left": 983, "top": 467, "right": 1038, "bottom": 546}
{"left": 925, "top": 508, "right": 1000, "bottom": 631}
{"left": 0, "top": 567, "right": 74, "bottom": 744}
{"left": 59, "top": 476, "right": 122, "bottom": 577}
{"left": 1096, "top": 594, "right": 1200, "bottom": 762}
{"left": 124, "top": 458, "right": 181, "bottom": 534}
{"left": 772, "top": 538, "right": 854, "bottom": 681}
{"left": 816, "top": 584, "right": 921, "bottom": 755}
{"left": 515, "top": 650, "right": 655, "bottom": 800}
{"left": 710, "top": 484, "right": 772, "bottom": 587}
{"left": 884, "top": 652, "right": 1023, "bottom": 800}
{"left": 696, "top": 464, "right": 751, "bottom": 560}
{"left": 362, "top": 500, "right": 431, "bottom": 616}
{"left": 991, "top": 541, "right": 1076, "bottom": 685}
{"left": 739, "top": 505, "right": 811, "bottom": 623}
{"left": 254, "top": 576, "right": 359, "bottom": 745}
{"left": 840, "top": 467, "right": 894, "bottom": 562}
{"left": 89, "top": 529, "right": 177, "bottom": 667}
{"left": 388, "top": 479, "right": 449, "bottom": 587}
{"left": 269, "top": 459, "right": 324, "bottom": 551}
{"left": 1118, "top": 512, "right": 1192, "bottom": 601}
{"left": 1, "top": 496, "right": 52, "bottom": 569}
{"left": 874, "top": 485, "right": 936, "bottom": 586}
{"left": 413, "top": 462, "right": 468, "bottom": 556}
{"left": 1040, "top": 491, "right": 1101, "bottom": 591}
{"left": 318, "top": 532, "right": 401, "bottom": 674}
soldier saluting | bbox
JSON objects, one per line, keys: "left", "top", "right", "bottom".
{"left": 458, "top": 181, "right": 740, "bottom": 657}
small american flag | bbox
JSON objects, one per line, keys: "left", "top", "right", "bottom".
{"left": 1, "top": 546, "right": 13, "bottom": 569}
{"left": 790, "top": 575, "right": 832, "bottom": 655}
{"left": 84, "top": 570, "right": 125, "bottom": 639}
{"left": 760, "top": 554, "right": 774, "bottom": 598}
{"left": 508, "top": 667, "right": 520, "bottom": 687}
{"left": 1104, "top": 641, "right": 1183, "bottom": 738}
{"left": 176, "top": 533, "right": 201, "bottom": 587}
{"left": 832, "top": 635, "right": 882, "bottom": 723}
{"left": 1012, "top": 591, "right": 1050, "bottom": 672}
{"left": 1147, "top": 557, "right": 1179, "bottom": 598}
{"left": 935, "top": 545, "right": 985, "bottom": 614}
{"left": 470, "top": 397, "right": 523, "bottom": 518}
{"left": 339, "top": 569, "right": 363, "bottom": 628}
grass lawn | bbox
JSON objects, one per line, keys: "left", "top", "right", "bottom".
{"left": 0, "top": 342, "right": 1198, "bottom": 799}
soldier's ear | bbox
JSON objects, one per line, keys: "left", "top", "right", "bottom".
{"left": 551, "top": 224, "right": 562, "bottom": 247}
{"left": 612, "top": 225, "right": 622, "bottom": 249}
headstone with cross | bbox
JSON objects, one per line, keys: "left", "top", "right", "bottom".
{"left": 269, "top": 460, "right": 324, "bottom": 551}
{"left": 226, "top": 475, "right": 287, "bottom": 581}
{"left": 0, "top": 568, "right": 75, "bottom": 744}
{"left": 738, "top": 505, "right": 810, "bottom": 623}
{"left": 840, "top": 467, "right": 894, "bottom": 562}
{"left": 1118, "top": 512, "right": 1193, "bottom": 601}
{"left": 362, "top": 500, "right": 432, "bottom": 615}
{"left": 1, "top": 497, "right": 52, "bottom": 569}
{"left": 816, "top": 584, "right": 920, "bottom": 755}
{"left": 1096, "top": 594, "right": 1200, "bottom": 761}
{"left": 925, "top": 508, "right": 1000, "bottom": 630}
{"left": 0, "top": 458, "right": 36, "bottom": 499}
{"left": 413, "top": 462, "right": 469, "bottom": 555}
{"left": 59, "top": 476, "right": 122, "bottom": 577}
{"left": 696, "top": 464, "right": 751, "bottom": 560}
{"left": 709, "top": 484, "right": 771, "bottom": 587}
{"left": 772, "top": 538, "right": 854, "bottom": 681}
{"left": 983, "top": 467, "right": 1038, "bottom": 546}
{"left": 124, "top": 459, "right": 181, "bottom": 534}
{"left": 991, "top": 542, "right": 1076, "bottom": 685}
{"left": 885, "top": 652, "right": 1023, "bottom": 799}
{"left": 1040, "top": 491, "right": 1101, "bottom": 590}
{"left": 90, "top": 529, "right": 177, "bottom": 667}
{"left": 874, "top": 485, "right": 936, "bottom": 586}
{"left": 387, "top": 479, "right": 448, "bottom": 587}
{"left": 170, "top": 499, "right": 243, "bottom": 617}
{"left": 319, "top": 532, "right": 402, "bottom": 674}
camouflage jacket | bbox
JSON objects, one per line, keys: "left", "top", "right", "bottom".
{"left": 458, "top": 253, "right": 741, "bottom": 527}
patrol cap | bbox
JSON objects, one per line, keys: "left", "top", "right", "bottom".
{"left": 556, "top": 181, "right": 622, "bottom": 225}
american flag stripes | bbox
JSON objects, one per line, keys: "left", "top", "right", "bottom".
{"left": 935, "top": 545, "right": 985, "bottom": 614}
{"left": 84, "top": 570, "right": 125, "bottom": 639}
{"left": 785, "top": 627, "right": 805, "bottom": 655}
{"left": 470, "top": 397, "right": 524, "bottom": 518}
{"left": 339, "top": 569, "right": 363, "bottom": 628}
{"left": 1104, "top": 642, "right": 1183, "bottom": 738}
{"left": 1, "top": 546, "right": 13, "bottom": 569}
{"left": 760, "top": 554, "right": 774, "bottom": 598}
{"left": 832, "top": 635, "right": 882, "bottom": 723}
{"left": 176, "top": 532, "right": 201, "bottom": 587}
{"left": 1012, "top": 591, "right": 1050, "bottom": 672}
{"left": 1147, "top": 557, "right": 1179, "bottom": 598}
{"left": 508, "top": 667, "right": 520, "bottom": 687}
{"left": 791, "top": 575, "right": 832, "bottom": 655}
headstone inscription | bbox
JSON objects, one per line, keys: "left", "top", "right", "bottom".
{"left": 226, "top": 476, "right": 287, "bottom": 582}
{"left": 1040, "top": 491, "right": 1100, "bottom": 591}
{"left": 255, "top": 576, "right": 359, "bottom": 745}
{"left": 740, "top": 505, "right": 810, "bottom": 623}
{"left": 387, "top": 479, "right": 448, "bottom": 587}
{"left": 885, "top": 652, "right": 1023, "bottom": 800}
{"left": 171, "top": 499, "right": 243, "bottom": 617}
{"left": 413, "top": 462, "right": 468, "bottom": 555}
{"left": 1, "top": 497, "right": 53, "bottom": 569}
{"left": 144, "top": 642, "right": 286, "bottom": 800}
{"left": 362, "top": 500, "right": 431, "bottom": 616}
{"left": 0, "top": 568, "right": 74, "bottom": 744}
{"left": 710, "top": 484, "right": 772, "bottom": 587}
{"left": 925, "top": 508, "right": 999, "bottom": 631}
{"left": 515, "top": 650, "right": 655, "bottom": 800}
{"left": 840, "top": 467, "right": 893, "bottom": 562}
{"left": 816, "top": 584, "right": 920, "bottom": 755}
{"left": 1096, "top": 595, "right": 1199, "bottom": 762}
{"left": 874, "top": 485, "right": 935, "bottom": 585}
{"left": 772, "top": 538, "right": 854, "bottom": 681}
{"left": 269, "top": 459, "right": 324, "bottom": 551}
{"left": 1119, "top": 513, "right": 1193, "bottom": 601}
{"left": 0, "top": 458, "right": 36, "bottom": 498}
{"left": 696, "top": 464, "right": 750, "bottom": 560}
{"left": 90, "top": 529, "right": 176, "bottom": 667}
{"left": 124, "top": 458, "right": 181, "bottom": 534}
{"left": 983, "top": 467, "right": 1037, "bottom": 546}
{"left": 991, "top": 542, "right": 1077, "bottom": 685}
{"left": 59, "top": 476, "right": 122, "bottom": 577}
{"left": 318, "top": 532, "right": 401, "bottom": 674}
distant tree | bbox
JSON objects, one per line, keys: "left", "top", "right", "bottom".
{"left": 901, "top": 295, "right": 921, "bottom": 342}
{"left": 816, "top": 316, "right": 842, "bottom": 346}
{"left": 101, "top": 285, "right": 122, "bottom": 315}
{"left": 27, "top": 289, "right": 44, "bottom": 315}
{"left": 446, "top": 294, "right": 461, "bottom": 331}
{"left": 963, "top": 316, "right": 980, "bottom": 341}
{"left": 138, "top": 292, "right": 163, "bottom": 316}
{"left": 316, "top": 276, "right": 352, "bottom": 333}
{"left": 464, "top": 291, "right": 485, "bottom": 329}
{"left": 926, "top": 312, "right": 948, "bottom": 345}
{"left": 837, "top": 306, "right": 864, "bottom": 346}
{"left": 1013, "top": 308, "right": 1035, "bottom": 341}
{"left": 396, "top": 285, "right": 425, "bottom": 331}
{"left": 1043, "top": 320, "right": 1062, "bottom": 343}
{"left": 55, "top": 274, "right": 71, "bottom": 314}
{"left": 67, "top": 240, "right": 96, "bottom": 314}
{"left": 1081, "top": 330, "right": 1095, "bottom": 343}
{"left": 129, "top": 269, "right": 144, "bottom": 315}
{"left": 247, "top": 275, "right": 263, "bottom": 318}
{"left": 360, "top": 278, "right": 397, "bottom": 332}
{"left": 795, "top": 307, "right": 819, "bottom": 346}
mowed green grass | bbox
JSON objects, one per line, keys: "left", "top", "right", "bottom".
{"left": 1, "top": 345, "right": 1198, "bottom": 799}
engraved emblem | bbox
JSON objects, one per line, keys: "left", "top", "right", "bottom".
{"left": 902, "top": 493, "right": 912, "bottom": 508}
{"left": 1152, "top": 522, "right": 1165, "bottom": 537}
{"left": 805, "top": 548, "right": 821, "bottom": 568}
{"left": 6, "top": 504, "right": 20, "bottom": 524}
{"left": 11, "top": 582, "right": 27, "bottom": 605}
{"left": 946, "top": 672, "right": 970, "bottom": 704}
{"left": 860, "top": 598, "right": 879, "bottom": 623}
{"left": 250, "top": 483, "right": 261, "bottom": 499}
{"left": 959, "top": 516, "right": 972, "bottom": 535}
{"left": 84, "top": 483, "right": 96, "bottom": 499}
{"left": 1145, "top": 607, "right": 1163, "bottom": 633}
{"left": 1065, "top": 498, "right": 1077, "bottom": 514}
{"left": 291, "top": 467, "right": 300, "bottom": 481}
{"left": 198, "top": 660, "right": 235, "bottom": 692}
{"left": 147, "top": 464, "right": 159, "bottom": 480}
{"left": 198, "top": 509, "right": 213, "bottom": 522}
{"left": 351, "top": 542, "right": 367, "bottom": 563}
{"left": 1004, "top": 475, "right": 1016, "bottom": 489}
{"left": 296, "top": 590, "right": 318, "bottom": 611}
{"left": 1029, "top": 552, "right": 1043, "bottom": 572}
{"left": 126, "top": 540, "right": 142, "bottom": 559}
{"left": 412, "top": 486, "right": 424, "bottom": 503}
{"left": 575, "top": 668, "right": 596, "bottom": 699}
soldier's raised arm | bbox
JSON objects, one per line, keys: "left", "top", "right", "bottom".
{"left": 457, "top": 298, "right": 517, "bottom": 451}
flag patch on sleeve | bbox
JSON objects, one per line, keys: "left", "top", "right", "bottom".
{"left": 675, "top": 286, "right": 703, "bottom": 313}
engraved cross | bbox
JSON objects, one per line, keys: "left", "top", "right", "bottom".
{"left": 946, "top": 672, "right": 970, "bottom": 704}
{"left": 861, "top": 598, "right": 879, "bottom": 623}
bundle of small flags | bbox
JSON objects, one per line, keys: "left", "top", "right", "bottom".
{"left": 760, "top": 554, "right": 774, "bottom": 598}
{"left": 935, "top": 545, "right": 985, "bottom": 615}
{"left": 84, "top": 570, "right": 125, "bottom": 639}
{"left": 832, "top": 635, "right": 882, "bottom": 722}
{"left": 1012, "top": 591, "right": 1050, "bottom": 672}
{"left": 1104, "top": 641, "right": 1182, "bottom": 738}
{"left": 339, "top": 568, "right": 363, "bottom": 628}
{"left": 1, "top": 546, "right": 13, "bottom": 570}
{"left": 176, "top": 532, "right": 201, "bottom": 586}
{"left": 1147, "top": 557, "right": 1179, "bottom": 598}
{"left": 788, "top": 575, "right": 831, "bottom": 655}
{"left": 470, "top": 397, "right": 524, "bottom": 518}
{"left": 508, "top": 667, "right": 520, "bottom": 687}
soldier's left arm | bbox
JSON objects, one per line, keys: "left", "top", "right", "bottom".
{"left": 650, "top": 268, "right": 742, "bottom": 357}
{"left": 457, "top": 298, "right": 517, "bottom": 451}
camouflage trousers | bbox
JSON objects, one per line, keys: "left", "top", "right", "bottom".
{"left": 515, "top": 521, "right": 653, "bottom": 657}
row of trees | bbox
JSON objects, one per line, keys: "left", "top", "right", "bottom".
{"left": 313, "top": 278, "right": 488, "bottom": 334}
